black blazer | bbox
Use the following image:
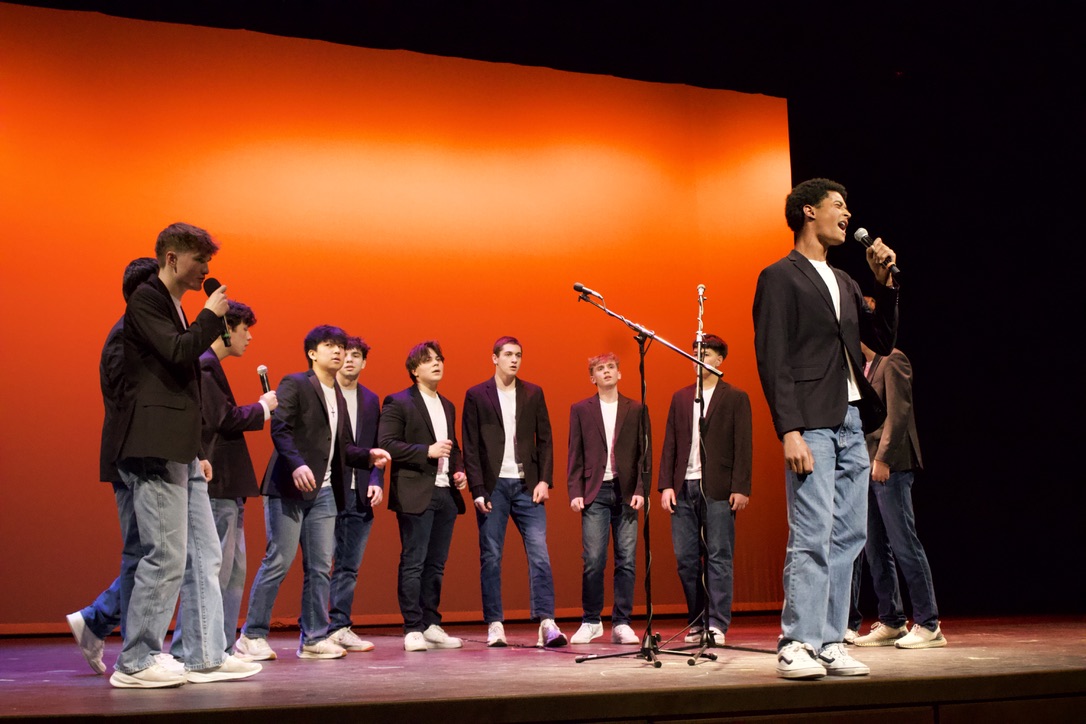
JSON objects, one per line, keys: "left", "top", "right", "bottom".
{"left": 658, "top": 382, "right": 753, "bottom": 500}
{"left": 200, "top": 351, "right": 265, "bottom": 499}
{"left": 865, "top": 350, "right": 923, "bottom": 472}
{"left": 119, "top": 276, "right": 222, "bottom": 463}
{"left": 567, "top": 393, "right": 650, "bottom": 506}
{"left": 753, "top": 249, "right": 898, "bottom": 437}
{"left": 378, "top": 385, "right": 466, "bottom": 516}
{"left": 98, "top": 317, "right": 126, "bottom": 483}
{"left": 462, "top": 377, "right": 554, "bottom": 502}
{"left": 261, "top": 370, "right": 376, "bottom": 509}
{"left": 344, "top": 383, "right": 386, "bottom": 508}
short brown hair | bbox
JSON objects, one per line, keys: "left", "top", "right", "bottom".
{"left": 154, "top": 222, "right": 219, "bottom": 265}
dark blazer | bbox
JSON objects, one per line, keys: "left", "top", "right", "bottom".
{"left": 865, "top": 350, "right": 923, "bottom": 472}
{"left": 753, "top": 249, "right": 898, "bottom": 437}
{"left": 658, "top": 382, "right": 753, "bottom": 500}
{"left": 462, "top": 377, "right": 554, "bottom": 502}
{"left": 378, "top": 385, "right": 466, "bottom": 516}
{"left": 118, "top": 276, "right": 222, "bottom": 463}
{"left": 200, "top": 351, "right": 266, "bottom": 499}
{"left": 343, "top": 383, "right": 385, "bottom": 508}
{"left": 261, "top": 370, "right": 376, "bottom": 510}
{"left": 567, "top": 393, "right": 650, "bottom": 506}
{"left": 98, "top": 317, "right": 126, "bottom": 483}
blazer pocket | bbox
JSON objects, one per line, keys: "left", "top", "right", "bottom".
{"left": 142, "top": 392, "right": 188, "bottom": 410}
{"left": 790, "top": 365, "right": 822, "bottom": 382}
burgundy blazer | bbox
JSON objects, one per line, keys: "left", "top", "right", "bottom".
{"left": 567, "top": 393, "right": 651, "bottom": 506}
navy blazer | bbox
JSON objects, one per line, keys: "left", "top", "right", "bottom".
{"left": 567, "top": 393, "right": 651, "bottom": 506}
{"left": 118, "top": 276, "right": 222, "bottom": 463}
{"left": 343, "top": 383, "right": 385, "bottom": 508}
{"left": 462, "top": 377, "right": 554, "bottom": 502}
{"left": 378, "top": 385, "right": 466, "bottom": 516}
{"left": 98, "top": 317, "right": 126, "bottom": 483}
{"left": 200, "top": 351, "right": 265, "bottom": 499}
{"left": 865, "top": 350, "right": 923, "bottom": 472}
{"left": 658, "top": 382, "right": 753, "bottom": 500}
{"left": 262, "top": 370, "right": 376, "bottom": 510}
{"left": 753, "top": 249, "right": 897, "bottom": 437}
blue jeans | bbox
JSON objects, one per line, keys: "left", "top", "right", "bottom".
{"left": 580, "top": 481, "right": 638, "bottom": 625}
{"left": 396, "top": 487, "right": 458, "bottom": 633}
{"left": 116, "top": 458, "right": 226, "bottom": 673}
{"left": 329, "top": 492, "right": 375, "bottom": 630}
{"left": 80, "top": 482, "right": 140, "bottom": 641}
{"left": 849, "top": 470, "right": 939, "bottom": 631}
{"left": 476, "top": 477, "right": 556, "bottom": 622}
{"left": 243, "top": 486, "right": 337, "bottom": 646}
{"left": 670, "top": 478, "right": 736, "bottom": 633}
{"left": 171, "top": 497, "right": 247, "bottom": 656}
{"left": 779, "top": 406, "right": 869, "bottom": 653}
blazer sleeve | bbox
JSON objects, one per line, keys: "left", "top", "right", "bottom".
{"left": 204, "top": 362, "right": 265, "bottom": 437}
{"left": 125, "top": 287, "right": 221, "bottom": 368}
{"left": 534, "top": 388, "right": 555, "bottom": 485}
{"left": 460, "top": 389, "right": 486, "bottom": 498}
{"left": 378, "top": 395, "right": 429, "bottom": 466}
{"left": 859, "top": 281, "right": 899, "bottom": 357}
{"left": 269, "top": 375, "right": 308, "bottom": 473}
{"left": 732, "top": 389, "right": 754, "bottom": 497}
{"left": 446, "top": 399, "right": 465, "bottom": 475}
{"left": 658, "top": 393, "right": 680, "bottom": 491}
{"left": 566, "top": 404, "right": 586, "bottom": 500}
{"left": 875, "top": 352, "right": 913, "bottom": 467}
{"left": 753, "top": 265, "right": 803, "bottom": 438}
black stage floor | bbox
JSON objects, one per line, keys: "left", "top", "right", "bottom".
{"left": 1, "top": 615, "right": 1083, "bottom": 723}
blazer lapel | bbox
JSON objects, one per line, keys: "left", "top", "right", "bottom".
{"left": 789, "top": 249, "right": 839, "bottom": 324}
{"left": 410, "top": 386, "right": 437, "bottom": 441}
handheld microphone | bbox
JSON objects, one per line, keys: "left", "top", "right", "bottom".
{"left": 257, "top": 365, "right": 271, "bottom": 394}
{"left": 202, "top": 277, "right": 231, "bottom": 347}
{"left": 853, "top": 228, "right": 902, "bottom": 276}
{"left": 573, "top": 283, "right": 604, "bottom": 300}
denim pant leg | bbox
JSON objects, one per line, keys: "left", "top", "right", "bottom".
{"left": 298, "top": 486, "right": 337, "bottom": 645}
{"left": 477, "top": 478, "right": 514, "bottom": 623}
{"left": 873, "top": 470, "right": 939, "bottom": 629}
{"left": 610, "top": 492, "right": 639, "bottom": 626}
{"left": 580, "top": 485, "right": 615, "bottom": 624}
{"left": 865, "top": 481, "right": 906, "bottom": 627}
{"left": 329, "top": 493, "right": 375, "bottom": 631}
{"left": 116, "top": 458, "right": 189, "bottom": 674}
{"left": 420, "top": 489, "right": 458, "bottom": 629}
{"left": 176, "top": 464, "right": 227, "bottom": 670}
{"left": 81, "top": 482, "right": 140, "bottom": 640}
{"left": 670, "top": 480, "right": 705, "bottom": 628}
{"left": 703, "top": 494, "right": 736, "bottom": 633}
{"left": 780, "top": 407, "right": 868, "bottom": 652}
{"left": 508, "top": 482, "right": 556, "bottom": 620}
{"left": 242, "top": 495, "right": 303, "bottom": 639}
{"left": 214, "top": 498, "right": 246, "bottom": 651}
{"left": 397, "top": 502, "right": 436, "bottom": 633}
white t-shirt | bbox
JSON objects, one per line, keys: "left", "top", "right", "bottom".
{"left": 808, "top": 259, "right": 861, "bottom": 403}
{"left": 498, "top": 386, "right": 522, "bottom": 478}
{"left": 341, "top": 386, "right": 359, "bottom": 490}
{"left": 320, "top": 382, "right": 338, "bottom": 488}
{"left": 600, "top": 398, "right": 618, "bottom": 481}
{"left": 685, "top": 385, "right": 715, "bottom": 479}
{"left": 421, "top": 391, "right": 450, "bottom": 488}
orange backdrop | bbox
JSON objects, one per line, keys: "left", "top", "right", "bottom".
{"left": 0, "top": 4, "right": 792, "bottom": 633}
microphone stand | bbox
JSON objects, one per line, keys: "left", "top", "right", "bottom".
{"left": 573, "top": 287, "right": 721, "bottom": 668}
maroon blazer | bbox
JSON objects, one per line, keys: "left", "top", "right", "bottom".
{"left": 567, "top": 393, "right": 651, "bottom": 506}
{"left": 865, "top": 349, "right": 923, "bottom": 472}
{"left": 658, "top": 382, "right": 753, "bottom": 501}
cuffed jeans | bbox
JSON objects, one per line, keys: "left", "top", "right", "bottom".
{"left": 580, "top": 481, "right": 638, "bottom": 625}
{"left": 329, "top": 492, "right": 375, "bottom": 631}
{"left": 116, "top": 457, "right": 226, "bottom": 673}
{"left": 80, "top": 481, "right": 140, "bottom": 641}
{"left": 848, "top": 470, "right": 939, "bottom": 631}
{"left": 397, "top": 487, "right": 458, "bottom": 633}
{"left": 477, "top": 477, "right": 556, "bottom": 623}
{"left": 171, "top": 497, "right": 247, "bottom": 656}
{"left": 670, "top": 478, "right": 736, "bottom": 633}
{"left": 243, "top": 486, "right": 337, "bottom": 646}
{"left": 779, "top": 406, "right": 869, "bottom": 653}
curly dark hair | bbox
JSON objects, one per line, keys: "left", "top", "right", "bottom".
{"left": 784, "top": 178, "right": 847, "bottom": 233}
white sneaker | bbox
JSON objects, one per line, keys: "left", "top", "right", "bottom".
{"left": 818, "top": 643, "right": 870, "bottom": 676}
{"left": 235, "top": 634, "right": 277, "bottom": 661}
{"left": 844, "top": 628, "right": 859, "bottom": 644}
{"left": 297, "top": 638, "right": 347, "bottom": 659}
{"left": 187, "top": 654, "right": 262, "bottom": 683}
{"left": 109, "top": 662, "right": 186, "bottom": 689}
{"left": 895, "top": 623, "right": 947, "bottom": 649}
{"left": 65, "top": 612, "right": 106, "bottom": 674}
{"left": 683, "top": 626, "right": 704, "bottom": 644}
{"left": 776, "top": 641, "right": 826, "bottom": 680}
{"left": 328, "top": 627, "right": 375, "bottom": 652}
{"left": 422, "top": 624, "right": 463, "bottom": 649}
{"left": 404, "top": 632, "right": 428, "bottom": 651}
{"left": 486, "top": 621, "right": 507, "bottom": 647}
{"left": 611, "top": 624, "right": 639, "bottom": 645}
{"left": 154, "top": 653, "right": 186, "bottom": 675}
{"left": 570, "top": 621, "right": 603, "bottom": 644}
{"left": 536, "top": 618, "right": 567, "bottom": 648}
{"left": 854, "top": 621, "right": 908, "bottom": 647}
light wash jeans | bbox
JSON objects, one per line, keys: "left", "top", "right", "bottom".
{"left": 79, "top": 482, "right": 140, "bottom": 641}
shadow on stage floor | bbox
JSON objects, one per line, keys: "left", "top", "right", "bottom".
{"left": 1, "top": 614, "right": 1083, "bottom": 723}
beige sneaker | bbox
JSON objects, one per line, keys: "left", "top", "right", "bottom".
{"left": 486, "top": 621, "right": 507, "bottom": 647}
{"left": 570, "top": 621, "right": 603, "bottom": 644}
{"left": 895, "top": 623, "right": 947, "bottom": 649}
{"left": 854, "top": 621, "right": 908, "bottom": 647}
{"left": 611, "top": 624, "right": 639, "bottom": 645}
{"left": 187, "top": 654, "right": 262, "bottom": 683}
{"left": 329, "top": 627, "right": 375, "bottom": 652}
{"left": 235, "top": 634, "right": 277, "bottom": 661}
{"left": 422, "top": 624, "right": 463, "bottom": 649}
{"left": 297, "top": 638, "right": 347, "bottom": 659}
